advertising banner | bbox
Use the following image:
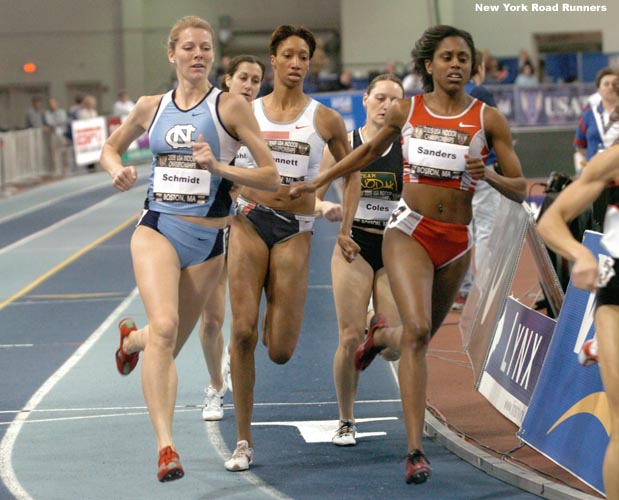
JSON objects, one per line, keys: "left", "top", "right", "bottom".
{"left": 488, "top": 83, "right": 596, "bottom": 127}
{"left": 71, "top": 117, "right": 107, "bottom": 166}
{"left": 310, "top": 91, "right": 366, "bottom": 131}
{"left": 518, "top": 231, "right": 609, "bottom": 494}
{"left": 478, "top": 297, "right": 555, "bottom": 425}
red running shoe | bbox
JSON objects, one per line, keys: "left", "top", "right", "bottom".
{"left": 578, "top": 338, "right": 599, "bottom": 367}
{"left": 354, "top": 313, "right": 388, "bottom": 371}
{"left": 451, "top": 292, "right": 467, "bottom": 311}
{"left": 157, "top": 446, "right": 184, "bottom": 482}
{"left": 115, "top": 318, "right": 139, "bottom": 376}
{"left": 405, "top": 449, "right": 432, "bottom": 484}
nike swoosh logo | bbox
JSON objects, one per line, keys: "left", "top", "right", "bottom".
{"left": 192, "top": 112, "right": 205, "bottom": 116}
{"left": 295, "top": 125, "right": 309, "bottom": 129}
{"left": 458, "top": 122, "right": 476, "bottom": 128}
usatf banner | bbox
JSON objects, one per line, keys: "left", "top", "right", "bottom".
{"left": 487, "top": 83, "right": 596, "bottom": 127}
{"left": 478, "top": 297, "right": 555, "bottom": 426}
{"left": 519, "top": 231, "right": 609, "bottom": 495}
{"left": 310, "top": 91, "right": 367, "bottom": 132}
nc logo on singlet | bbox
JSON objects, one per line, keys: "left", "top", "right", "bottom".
{"left": 165, "top": 124, "right": 197, "bottom": 149}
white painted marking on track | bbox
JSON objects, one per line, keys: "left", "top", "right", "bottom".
{"left": 0, "top": 191, "right": 135, "bottom": 256}
{"left": 0, "top": 344, "right": 33, "bottom": 348}
{"left": 252, "top": 417, "right": 398, "bottom": 443}
{"left": 207, "top": 421, "right": 294, "bottom": 500}
{"left": 0, "top": 288, "right": 139, "bottom": 500}
{"left": 0, "top": 180, "right": 111, "bottom": 225}
{"left": 0, "top": 399, "right": 401, "bottom": 423}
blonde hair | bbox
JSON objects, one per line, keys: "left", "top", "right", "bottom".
{"left": 167, "top": 16, "right": 214, "bottom": 52}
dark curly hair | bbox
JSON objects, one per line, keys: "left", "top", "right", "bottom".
{"left": 411, "top": 25, "right": 476, "bottom": 92}
{"left": 269, "top": 25, "right": 316, "bottom": 59}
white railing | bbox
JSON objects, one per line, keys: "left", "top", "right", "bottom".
{"left": 0, "top": 128, "right": 75, "bottom": 192}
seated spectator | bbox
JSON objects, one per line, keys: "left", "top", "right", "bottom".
{"left": 112, "top": 90, "right": 135, "bottom": 118}
{"left": 514, "top": 62, "right": 538, "bottom": 87}
{"left": 25, "top": 95, "right": 45, "bottom": 128}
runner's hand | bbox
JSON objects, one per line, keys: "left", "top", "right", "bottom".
{"left": 289, "top": 180, "right": 318, "bottom": 199}
{"left": 112, "top": 165, "right": 137, "bottom": 191}
{"left": 465, "top": 154, "right": 486, "bottom": 180}
{"left": 193, "top": 134, "right": 221, "bottom": 175}
{"left": 337, "top": 232, "right": 360, "bottom": 263}
{"left": 316, "top": 200, "right": 343, "bottom": 222}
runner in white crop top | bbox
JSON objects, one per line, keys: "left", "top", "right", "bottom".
{"left": 224, "top": 24, "right": 359, "bottom": 472}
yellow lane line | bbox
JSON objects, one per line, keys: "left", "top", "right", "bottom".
{"left": 0, "top": 213, "right": 139, "bottom": 312}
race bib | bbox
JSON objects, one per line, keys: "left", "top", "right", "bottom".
{"left": 355, "top": 198, "right": 398, "bottom": 221}
{"left": 267, "top": 139, "right": 310, "bottom": 184}
{"left": 408, "top": 138, "right": 468, "bottom": 178}
{"left": 153, "top": 154, "right": 211, "bottom": 203}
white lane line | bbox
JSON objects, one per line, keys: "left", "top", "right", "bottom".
{"left": 0, "top": 191, "right": 137, "bottom": 257}
{"left": 0, "top": 399, "right": 402, "bottom": 423}
{"left": 207, "top": 421, "right": 294, "bottom": 500}
{"left": 0, "top": 181, "right": 111, "bottom": 225}
{"left": 0, "top": 344, "right": 33, "bottom": 348}
{"left": 0, "top": 287, "right": 139, "bottom": 500}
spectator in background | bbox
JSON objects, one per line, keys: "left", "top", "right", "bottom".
{"left": 518, "top": 49, "right": 534, "bottom": 70}
{"left": 66, "top": 95, "right": 84, "bottom": 143}
{"left": 574, "top": 67, "right": 619, "bottom": 228}
{"left": 112, "top": 89, "right": 135, "bottom": 118}
{"left": 453, "top": 50, "right": 502, "bottom": 309}
{"left": 68, "top": 95, "right": 83, "bottom": 121}
{"left": 326, "top": 69, "right": 353, "bottom": 91}
{"left": 44, "top": 97, "right": 69, "bottom": 143}
{"left": 537, "top": 59, "right": 552, "bottom": 84}
{"left": 402, "top": 68, "right": 424, "bottom": 95}
{"left": 77, "top": 95, "right": 98, "bottom": 120}
{"left": 575, "top": 67, "right": 619, "bottom": 163}
{"left": 25, "top": 95, "right": 45, "bottom": 128}
{"left": 77, "top": 95, "right": 99, "bottom": 171}
{"left": 484, "top": 51, "right": 509, "bottom": 83}
{"left": 514, "top": 61, "right": 538, "bottom": 87}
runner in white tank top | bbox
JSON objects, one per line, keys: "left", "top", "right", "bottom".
{"left": 224, "top": 24, "right": 359, "bottom": 472}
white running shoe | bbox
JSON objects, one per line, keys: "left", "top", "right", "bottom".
{"left": 224, "top": 440, "right": 254, "bottom": 471}
{"left": 222, "top": 345, "right": 232, "bottom": 393}
{"left": 202, "top": 385, "right": 226, "bottom": 421}
{"left": 578, "top": 338, "right": 599, "bottom": 367}
{"left": 332, "top": 420, "right": 357, "bottom": 446}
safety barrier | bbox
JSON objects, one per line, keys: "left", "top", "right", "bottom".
{"left": 0, "top": 128, "right": 75, "bottom": 193}
{"left": 0, "top": 115, "right": 150, "bottom": 194}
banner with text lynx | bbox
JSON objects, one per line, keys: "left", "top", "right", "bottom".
{"left": 518, "top": 231, "right": 608, "bottom": 495}
{"left": 478, "top": 297, "right": 555, "bottom": 426}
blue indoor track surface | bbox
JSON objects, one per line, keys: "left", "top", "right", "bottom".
{"left": 0, "top": 169, "right": 589, "bottom": 499}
